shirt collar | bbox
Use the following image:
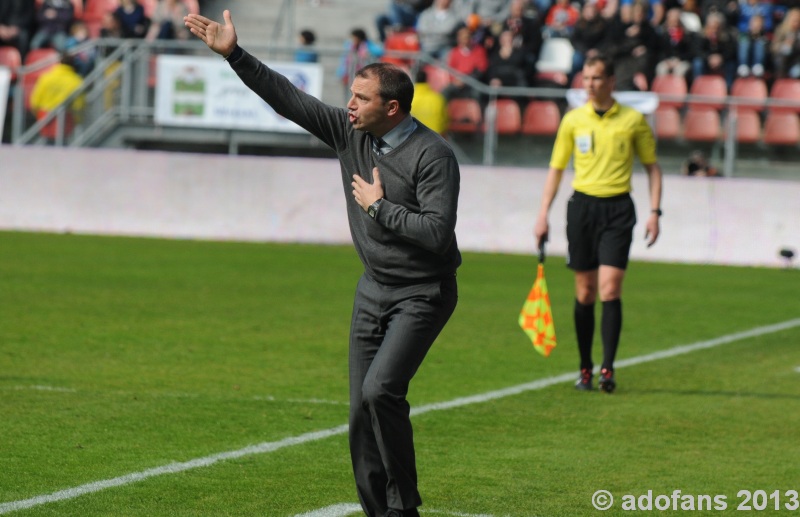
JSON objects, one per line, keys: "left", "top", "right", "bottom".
{"left": 379, "top": 115, "right": 417, "bottom": 152}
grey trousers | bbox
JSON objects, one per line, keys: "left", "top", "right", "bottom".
{"left": 348, "top": 272, "right": 458, "bottom": 516}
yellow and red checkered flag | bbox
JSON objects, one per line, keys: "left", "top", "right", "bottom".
{"left": 518, "top": 245, "right": 556, "bottom": 357}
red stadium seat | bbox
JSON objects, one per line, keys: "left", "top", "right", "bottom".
{"left": 654, "top": 106, "right": 681, "bottom": 140}
{"left": 484, "top": 99, "right": 521, "bottom": 135}
{"left": 683, "top": 107, "right": 721, "bottom": 142}
{"left": 0, "top": 45, "right": 22, "bottom": 82}
{"left": 688, "top": 74, "right": 727, "bottom": 110}
{"left": 447, "top": 98, "right": 482, "bottom": 133}
{"left": 382, "top": 31, "right": 420, "bottom": 67}
{"left": 769, "top": 78, "right": 800, "bottom": 113}
{"left": 521, "top": 100, "right": 561, "bottom": 136}
{"left": 651, "top": 74, "right": 687, "bottom": 109}
{"left": 731, "top": 109, "right": 761, "bottom": 144}
{"left": 730, "top": 77, "right": 767, "bottom": 112}
{"left": 763, "top": 111, "right": 800, "bottom": 145}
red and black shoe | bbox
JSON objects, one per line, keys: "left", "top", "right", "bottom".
{"left": 599, "top": 367, "right": 616, "bottom": 393}
{"left": 575, "top": 368, "right": 594, "bottom": 391}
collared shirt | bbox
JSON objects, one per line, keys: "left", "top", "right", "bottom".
{"left": 374, "top": 114, "right": 417, "bottom": 156}
{"left": 549, "top": 100, "right": 657, "bottom": 197}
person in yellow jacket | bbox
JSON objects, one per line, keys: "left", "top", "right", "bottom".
{"left": 29, "top": 53, "right": 84, "bottom": 138}
{"left": 410, "top": 68, "right": 448, "bottom": 135}
{"left": 534, "top": 54, "right": 663, "bottom": 394}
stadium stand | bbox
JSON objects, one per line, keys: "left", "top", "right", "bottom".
{"left": 654, "top": 105, "right": 681, "bottom": 140}
{"left": 651, "top": 74, "right": 687, "bottom": 109}
{"left": 731, "top": 109, "right": 761, "bottom": 144}
{"left": 21, "top": 48, "right": 59, "bottom": 110}
{"left": 381, "top": 30, "right": 420, "bottom": 67}
{"left": 486, "top": 98, "right": 521, "bottom": 135}
{"left": 447, "top": 98, "right": 482, "bottom": 133}
{"left": 769, "top": 79, "right": 800, "bottom": 113}
{"left": 688, "top": 75, "right": 727, "bottom": 111}
{"left": 521, "top": 100, "right": 561, "bottom": 136}
{"left": 763, "top": 112, "right": 800, "bottom": 145}
{"left": 683, "top": 107, "right": 721, "bottom": 142}
{"left": 730, "top": 77, "right": 767, "bottom": 112}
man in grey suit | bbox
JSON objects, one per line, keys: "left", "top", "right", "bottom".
{"left": 185, "top": 10, "right": 461, "bottom": 517}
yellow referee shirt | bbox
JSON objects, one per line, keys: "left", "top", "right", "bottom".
{"left": 549, "top": 101, "right": 657, "bottom": 197}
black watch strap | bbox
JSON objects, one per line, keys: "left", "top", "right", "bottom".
{"left": 652, "top": 208, "right": 663, "bottom": 216}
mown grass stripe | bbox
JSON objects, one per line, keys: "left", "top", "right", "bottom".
{"left": 2, "top": 318, "right": 798, "bottom": 516}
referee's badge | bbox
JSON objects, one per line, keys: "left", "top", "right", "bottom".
{"left": 576, "top": 134, "right": 592, "bottom": 154}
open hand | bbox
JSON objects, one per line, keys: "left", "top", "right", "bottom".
{"left": 184, "top": 9, "right": 238, "bottom": 57}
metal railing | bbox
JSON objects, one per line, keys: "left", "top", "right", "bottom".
{"left": 8, "top": 39, "right": 800, "bottom": 178}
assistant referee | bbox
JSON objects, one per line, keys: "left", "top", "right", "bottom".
{"left": 534, "top": 54, "right": 663, "bottom": 393}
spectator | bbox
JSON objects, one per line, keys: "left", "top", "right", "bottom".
{"left": 501, "top": 0, "right": 543, "bottom": 83}
{"left": 771, "top": 7, "right": 800, "bottom": 78}
{"left": 655, "top": 8, "right": 694, "bottom": 79}
{"left": 737, "top": 13, "right": 770, "bottom": 77}
{"left": 470, "top": 0, "right": 514, "bottom": 26}
{"left": 376, "top": 0, "right": 433, "bottom": 42}
{"left": 606, "top": 0, "right": 659, "bottom": 90}
{"left": 416, "top": 0, "right": 462, "bottom": 60}
{"left": 442, "top": 25, "right": 488, "bottom": 100}
{"left": 735, "top": 0, "right": 774, "bottom": 35}
{"left": 570, "top": 2, "right": 608, "bottom": 78}
{"left": 0, "top": 0, "right": 34, "bottom": 58}
{"left": 65, "top": 20, "right": 96, "bottom": 76}
{"left": 30, "top": 0, "right": 75, "bottom": 53}
{"left": 619, "top": 0, "right": 665, "bottom": 25}
{"left": 114, "top": 0, "right": 150, "bottom": 39}
{"left": 146, "top": 0, "right": 190, "bottom": 41}
{"left": 100, "top": 11, "right": 125, "bottom": 38}
{"left": 295, "top": 29, "right": 318, "bottom": 63}
{"left": 411, "top": 68, "right": 449, "bottom": 134}
{"left": 486, "top": 29, "right": 528, "bottom": 88}
{"left": 337, "top": 28, "right": 384, "bottom": 102}
{"left": 29, "top": 53, "right": 85, "bottom": 140}
{"left": 691, "top": 11, "right": 737, "bottom": 87}
{"left": 543, "top": 0, "right": 579, "bottom": 37}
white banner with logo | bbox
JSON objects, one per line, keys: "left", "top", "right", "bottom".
{"left": 154, "top": 55, "right": 323, "bottom": 133}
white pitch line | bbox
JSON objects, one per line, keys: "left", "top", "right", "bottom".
{"left": 292, "top": 503, "right": 362, "bottom": 517}
{"left": 1, "top": 317, "right": 798, "bottom": 516}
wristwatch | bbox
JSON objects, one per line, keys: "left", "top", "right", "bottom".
{"left": 368, "top": 199, "right": 383, "bottom": 219}
{"left": 651, "top": 208, "right": 663, "bottom": 216}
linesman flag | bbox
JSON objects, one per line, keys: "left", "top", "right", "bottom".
{"left": 518, "top": 244, "right": 556, "bottom": 357}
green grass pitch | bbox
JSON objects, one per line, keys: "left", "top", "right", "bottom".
{"left": 1, "top": 231, "right": 798, "bottom": 516}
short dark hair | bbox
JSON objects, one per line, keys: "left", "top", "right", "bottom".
{"left": 356, "top": 63, "right": 414, "bottom": 114}
{"left": 300, "top": 29, "right": 315, "bottom": 45}
{"left": 584, "top": 54, "right": 615, "bottom": 77}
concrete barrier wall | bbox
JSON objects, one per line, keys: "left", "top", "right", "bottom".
{"left": 1, "top": 146, "right": 797, "bottom": 267}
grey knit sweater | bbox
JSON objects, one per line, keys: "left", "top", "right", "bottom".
{"left": 229, "top": 49, "right": 462, "bottom": 285}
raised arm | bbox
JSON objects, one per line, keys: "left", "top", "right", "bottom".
{"left": 184, "top": 9, "right": 238, "bottom": 57}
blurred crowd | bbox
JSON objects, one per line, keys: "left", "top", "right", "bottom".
{"left": 349, "top": 0, "right": 800, "bottom": 96}
{"left": 0, "top": 0, "right": 197, "bottom": 78}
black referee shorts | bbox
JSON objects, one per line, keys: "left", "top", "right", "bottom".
{"left": 566, "top": 191, "right": 637, "bottom": 271}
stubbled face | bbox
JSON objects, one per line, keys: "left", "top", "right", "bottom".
{"left": 347, "top": 74, "right": 388, "bottom": 134}
{"left": 583, "top": 62, "right": 614, "bottom": 106}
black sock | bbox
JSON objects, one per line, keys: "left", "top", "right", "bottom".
{"left": 601, "top": 299, "right": 622, "bottom": 371}
{"left": 574, "top": 299, "right": 595, "bottom": 370}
